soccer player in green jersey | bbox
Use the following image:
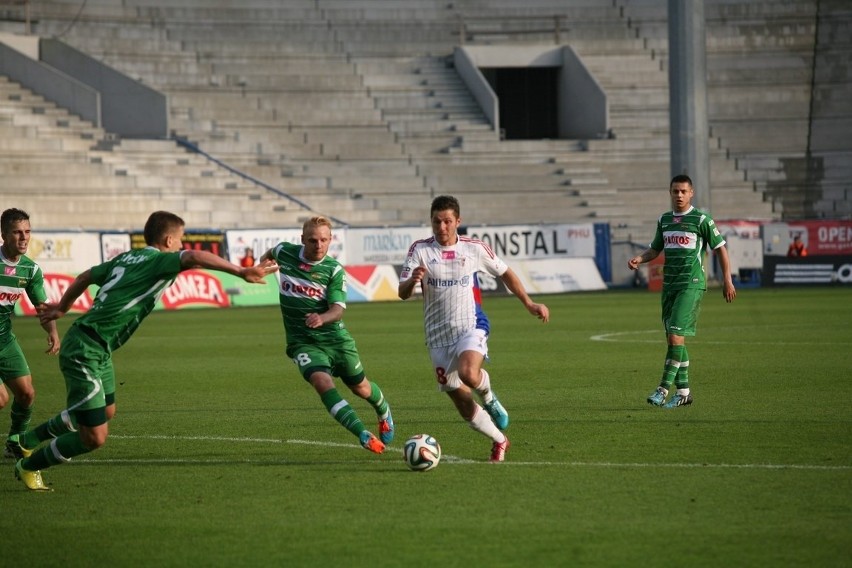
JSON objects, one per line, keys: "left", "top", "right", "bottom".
{"left": 260, "top": 216, "right": 393, "bottom": 455}
{"left": 10, "top": 211, "right": 277, "bottom": 491}
{"left": 628, "top": 175, "right": 737, "bottom": 408}
{"left": 0, "top": 209, "right": 60, "bottom": 460}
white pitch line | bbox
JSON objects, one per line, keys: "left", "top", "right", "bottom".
{"left": 590, "top": 330, "right": 659, "bottom": 343}
{"left": 101, "top": 435, "right": 849, "bottom": 471}
{"left": 113, "top": 434, "right": 284, "bottom": 444}
{"left": 589, "top": 330, "right": 851, "bottom": 345}
{"left": 496, "top": 461, "right": 852, "bottom": 471}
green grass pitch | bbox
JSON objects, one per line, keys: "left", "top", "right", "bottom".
{"left": 5, "top": 287, "right": 851, "bottom": 567}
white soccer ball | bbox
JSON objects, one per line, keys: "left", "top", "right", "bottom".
{"left": 403, "top": 434, "right": 441, "bottom": 472}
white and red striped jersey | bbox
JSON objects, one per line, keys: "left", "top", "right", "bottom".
{"left": 400, "top": 236, "right": 508, "bottom": 348}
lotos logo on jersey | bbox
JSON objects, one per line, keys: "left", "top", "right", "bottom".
{"left": 161, "top": 270, "right": 229, "bottom": 309}
{"left": 280, "top": 277, "right": 326, "bottom": 299}
{"left": 0, "top": 290, "right": 23, "bottom": 306}
{"left": 664, "top": 232, "right": 697, "bottom": 249}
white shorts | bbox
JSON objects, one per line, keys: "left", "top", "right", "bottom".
{"left": 428, "top": 329, "right": 489, "bottom": 392}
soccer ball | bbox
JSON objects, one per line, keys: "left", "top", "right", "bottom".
{"left": 403, "top": 434, "right": 441, "bottom": 472}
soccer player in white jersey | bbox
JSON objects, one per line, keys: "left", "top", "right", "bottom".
{"left": 399, "top": 195, "right": 550, "bottom": 462}
{"left": 628, "top": 175, "right": 736, "bottom": 408}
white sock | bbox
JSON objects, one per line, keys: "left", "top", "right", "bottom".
{"left": 677, "top": 388, "right": 690, "bottom": 396}
{"left": 468, "top": 405, "right": 505, "bottom": 443}
{"left": 476, "top": 369, "right": 493, "bottom": 404}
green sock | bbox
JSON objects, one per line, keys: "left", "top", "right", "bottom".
{"left": 320, "top": 388, "right": 366, "bottom": 437}
{"left": 660, "top": 345, "right": 686, "bottom": 389}
{"left": 366, "top": 381, "right": 389, "bottom": 418}
{"left": 675, "top": 346, "right": 690, "bottom": 390}
{"left": 21, "top": 410, "right": 77, "bottom": 449}
{"left": 22, "top": 432, "right": 92, "bottom": 472}
{"left": 9, "top": 400, "right": 32, "bottom": 436}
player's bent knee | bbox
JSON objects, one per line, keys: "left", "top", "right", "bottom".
{"left": 79, "top": 429, "right": 108, "bottom": 450}
{"left": 82, "top": 437, "right": 107, "bottom": 451}
{"left": 15, "top": 390, "right": 35, "bottom": 407}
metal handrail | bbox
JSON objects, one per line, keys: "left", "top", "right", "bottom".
{"left": 457, "top": 14, "right": 566, "bottom": 45}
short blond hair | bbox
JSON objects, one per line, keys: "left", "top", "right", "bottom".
{"left": 302, "top": 216, "right": 333, "bottom": 234}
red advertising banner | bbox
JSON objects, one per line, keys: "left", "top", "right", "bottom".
{"left": 807, "top": 221, "right": 852, "bottom": 256}
{"left": 763, "top": 221, "right": 852, "bottom": 257}
{"left": 160, "top": 270, "right": 231, "bottom": 309}
{"left": 18, "top": 273, "right": 94, "bottom": 315}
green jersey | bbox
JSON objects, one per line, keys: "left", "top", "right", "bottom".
{"left": 0, "top": 251, "right": 48, "bottom": 346}
{"left": 76, "top": 247, "right": 183, "bottom": 351}
{"left": 269, "top": 241, "right": 352, "bottom": 347}
{"left": 650, "top": 206, "right": 726, "bottom": 291}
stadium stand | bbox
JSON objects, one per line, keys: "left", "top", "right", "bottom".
{"left": 0, "top": 0, "right": 848, "bottom": 238}
{"left": 620, "top": 0, "right": 851, "bottom": 219}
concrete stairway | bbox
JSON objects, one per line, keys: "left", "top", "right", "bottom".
{"left": 0, "top": 76, "right": 324, "bottom": 230}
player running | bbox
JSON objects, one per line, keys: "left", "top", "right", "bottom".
{"left": 11, "top": 211, "right": 277, "bottom": 491}
{"left": 398, "top": 195, "right": 549, "bottom": 462}
{"left": 260, "top": 216, "right": 394, "bottom": 455}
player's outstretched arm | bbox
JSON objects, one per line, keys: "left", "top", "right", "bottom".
{"left": 241, "top": 259, "right": 278, "bottom": 283}
{"left": 499, "top": 268, "right": 550, "bottom": 323}
{"left": 180, "top": 250, "right": 278, "bottom": 283}
{"left": 38, "top": 269, "right": 94, "bottom": 325}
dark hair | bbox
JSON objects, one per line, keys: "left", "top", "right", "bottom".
{"left": 1, "top": 208, "right": 30, "bottom": 235}
{"left": 143, "top": 211, "right": 185, "bottom": 246}
{"left": 670, "top": 174, "right": 693, "bottom": 188}
{"left": 430, "top": 195, "right": 460, "bottom": 218}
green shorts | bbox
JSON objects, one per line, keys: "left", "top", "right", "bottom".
{"left": 287, "top": 338, "right": 366, "bottom": 386}
{"left": 58, "top": 325, "right": 116, "bottom": 427}
{"left": 0, "top": 337, "right": 31, "bottom": 383}
{"left": 661, "top": 288, "right": 705, "bottom": 337}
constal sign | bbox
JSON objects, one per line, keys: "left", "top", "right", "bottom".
{"left": 464, "top": 223, "right": 597, "bottom": 259}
